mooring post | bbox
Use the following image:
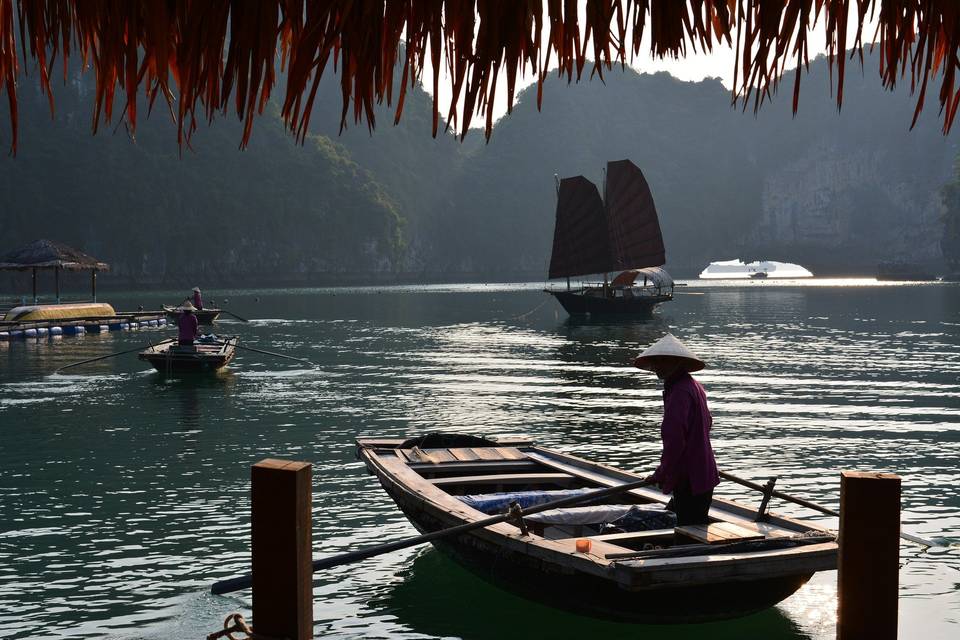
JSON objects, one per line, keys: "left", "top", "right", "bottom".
{"left": 837, "top": 471, "right": 901, "bottom": 640}
{"left": 252, "top": 459, "right": 313, "bottom": 640}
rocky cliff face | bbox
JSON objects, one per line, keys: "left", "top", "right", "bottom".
{"left": 750, "top": 139, "right": 948, "bottom": 270}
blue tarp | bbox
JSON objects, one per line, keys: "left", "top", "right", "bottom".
{"left": 458, "top": 489, "right": 595, "bottom": 515}
{"left": 457, "top": 490, "right": 677, "bottom": 532}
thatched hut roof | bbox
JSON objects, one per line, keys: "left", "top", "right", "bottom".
{"left": 0, "top": 1, "right": 957, "bottom": 152}
{"left": 0, "top": 240, "right": 110, "bottom": 271}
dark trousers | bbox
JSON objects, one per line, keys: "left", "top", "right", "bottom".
{"left": 179, "top": 339, "right": 194, "bottom": 346}
{"left": 667, "top": 486, "right": 714, "bottom": 525}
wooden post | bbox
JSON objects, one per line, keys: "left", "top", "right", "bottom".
{"left": 91, "top": 270, "right": 97, "bottom": 302}
{"left": 55, "top": 266, "right": 61, "bottom": 303}
{"left": 837, "top": 471, "right": 900, "bottom": 640}
{"left": 31, "top": 268, "right": 37, "bottom": 303}
{"left": 251, "top": 459, "right": 313, "bottom": 640}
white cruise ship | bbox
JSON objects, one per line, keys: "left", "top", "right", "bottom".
{"left": 698, "top": 259, "right": 814, "bottom": 279}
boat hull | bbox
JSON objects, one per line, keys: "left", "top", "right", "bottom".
{"left": 386, "top": 484, "right": 811, "bottom": 623}
{"left": 163, "top": 307, "right": 221, "bottom": 325}
{"left": 138, "top": 340, "right": 236, "bottom": 374}
{"left": 547, "top": 290, "right": 670, "bottom": 317}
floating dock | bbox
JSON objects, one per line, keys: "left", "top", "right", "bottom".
{"left": 0, "top": 311, "right": 167, "bottom": 341}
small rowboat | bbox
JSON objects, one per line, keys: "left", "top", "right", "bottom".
{"left": 138, "top": 337, "right": 237, "bottom": 373}
{"left": 357, "top": 434, "right": 838, "bottom": 623}
{"left": 163, "top": 305, "right": 221, "bottom": 325}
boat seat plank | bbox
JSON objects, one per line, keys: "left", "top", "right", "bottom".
{"left": 430, "top": 472, "right": 577, "bottom": 488}
{"left": 408, "top": 461, "right": 541, "bottom": 474}
{"left": 675, "top": 523, "right": 765, "bottom": 545}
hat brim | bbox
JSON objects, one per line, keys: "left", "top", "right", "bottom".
{"left": 634, "top": 354, "right": 705, "bottom": 373}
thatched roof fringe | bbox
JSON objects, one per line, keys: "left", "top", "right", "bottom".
{"left": 0, "top": 239, "right": 109, "bottom": 271}
{"left": 0, "top": 1, "right": 957, "bottom": 154}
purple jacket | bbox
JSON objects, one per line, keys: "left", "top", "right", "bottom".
{"left": 651, "top": 372, "right": 719, "bottom": 495}
{"left": 178, "top": 312, "right": 199, "bottom": 343}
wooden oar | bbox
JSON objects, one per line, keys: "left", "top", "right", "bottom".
{"left": 221, "top": 310, "right": 249, "bottom": 323}
{"left": 54, "top": 338, "right": 176, "bottom": 373}
{"left": 232, "top": 343, "right": 315, "bottom": 366}
{"left": 210, "top": 476, "right": 654, "bottom": 595}
{"left": 720, "top": 470, "right": 937, "bottom": 547}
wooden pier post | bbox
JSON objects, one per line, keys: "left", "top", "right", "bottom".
{"left": 837, "top": 471, "right": 901, "bottom": 640}
{"left": 252, "top": 459, "right": 313, "bottom": 640}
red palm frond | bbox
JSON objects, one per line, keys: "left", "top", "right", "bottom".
{"left": 0, "top": 0, "right": 958, "bottom": 155}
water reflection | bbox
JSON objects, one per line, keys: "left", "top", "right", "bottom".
{"left": 378, "top": 549, "right": 811, "bottom": 640}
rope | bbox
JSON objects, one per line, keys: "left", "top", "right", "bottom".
{"left": 206, "top": 613, "right": 254, "bottom": 640}
{"left": 510, "top": 296, "right": 549, "bottom": 321}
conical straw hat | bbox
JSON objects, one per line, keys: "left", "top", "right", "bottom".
{"left": 633, "top": 333, "right": 705, "bottom": 372}
{"left": 192, "top": 286, "right": 201, "bottom": 292}
{"left": 179, "top": 301, "right": 197, "bottom": 311}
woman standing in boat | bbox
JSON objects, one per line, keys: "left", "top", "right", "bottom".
{"left": 192, "top": 286, "right": 204, "bottom": 310}
{"left": 634, "top": 334, "right": 719, "bottom": 525}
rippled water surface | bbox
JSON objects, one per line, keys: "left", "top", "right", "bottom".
{"left": 1, "top": 280, "right": 958, "bottom": 638}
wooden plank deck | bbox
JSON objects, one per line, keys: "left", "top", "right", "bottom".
{"left": 675, "top": 522, "right": 765, "bottom": 545}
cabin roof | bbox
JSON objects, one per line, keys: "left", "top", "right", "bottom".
{"left": 0, "top": 240, "right": 110, "bottom": 272}
{"left": 0, "top": 1, "right": 956, "bottom": 153}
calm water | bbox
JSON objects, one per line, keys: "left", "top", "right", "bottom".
{"left": 1, "top": 280, "right": 958, "bottom": 639}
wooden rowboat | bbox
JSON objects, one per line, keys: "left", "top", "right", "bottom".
{"left": 357, "top": 434, "right": 838, "bottom": 623}
{"left": 138, "top": 337, "right": 237, "bottom": 373}
{"left": 163, "top": 305, "right": 221, "bottom": 325}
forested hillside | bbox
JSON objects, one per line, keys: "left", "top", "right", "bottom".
{"left": 0, "top": 73, "right": 404, "bottom": 286}
{"left": 1, "top": 50, "right": 956, "bottom": 286}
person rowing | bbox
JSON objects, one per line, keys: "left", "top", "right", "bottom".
{"left": 178, "top": 301, "right": 200, "bottom": 346}
{"left": 192, "top": 286, "right": 204, "bottom": 310}
{"left": 634, "top": 334, "right": 719, "bottom": 526}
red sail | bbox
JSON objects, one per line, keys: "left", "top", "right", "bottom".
{"left": 548, "top": 176, "right": 611, "bottom": 279}
{"left": 604, "top": 159, "right": 666, "bottom": 270}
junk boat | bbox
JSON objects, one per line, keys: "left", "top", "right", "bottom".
{"left": 163, "top": 304, "right": 221, "bottom": 325}
{"left": 545, "top": 160, "right": 673, "bottom": 317}
{"left": 138, "top": 336, "right": 237, "bottom": 373}
{"left": 357, "top": 433, "right": 837, "bottom": 623}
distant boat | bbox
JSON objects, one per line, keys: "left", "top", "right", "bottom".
{"left": 699, "top": 259, "right": 813, "bottom": 280}
{"left": 163, "top": 304, "right": 221, "bottom": 325}
{"left": 545, "top": 160, "right": 673, "bottom": 316}
{"left": 3, "top": 302, "right": 116, "bottom": 322}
